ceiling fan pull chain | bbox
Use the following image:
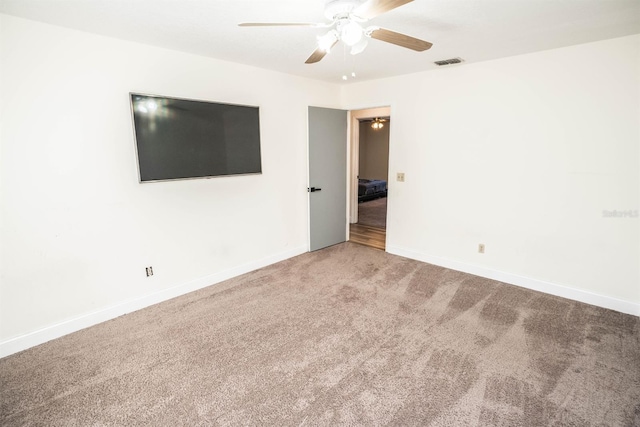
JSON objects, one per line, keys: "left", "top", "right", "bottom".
{"left": 342, "top": 43, "right": 349, "bottom": 80}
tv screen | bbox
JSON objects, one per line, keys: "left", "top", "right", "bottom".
{"left": 130, "top": 93, "right": 262, "bottom": 182}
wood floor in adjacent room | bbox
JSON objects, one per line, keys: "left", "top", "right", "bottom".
{"left": 349, "top": 223, "right": 386, "bottom": 250}
{"left": 350, "top": 197, "right": 387, "bottom": 250}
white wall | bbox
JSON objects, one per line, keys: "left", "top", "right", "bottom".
{"left": 0, "top": 15, "right": 341, "bottom": 356}
{"left": 344, "top": 35, "right": 640, "bottom": 314}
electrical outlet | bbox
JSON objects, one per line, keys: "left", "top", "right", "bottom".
{"left": 397, "top": 172, "right": 405, "bottom": 182}
{"left": 478, "top": 244, "right": 485, "bottom": 254}
{"left": 146, "top": 266, "right": 154, "bottom": 277}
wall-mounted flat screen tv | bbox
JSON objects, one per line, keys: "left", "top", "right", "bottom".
{"left": 130, "top": 93, "right": 262, "bottom": 182}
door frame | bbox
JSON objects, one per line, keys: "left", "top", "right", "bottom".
{"left": 348, "top": 106, "right": 391, "bottom": 224}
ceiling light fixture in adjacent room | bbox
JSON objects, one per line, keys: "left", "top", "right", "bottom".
{"left": 371, "top": 117, "right": 385, "bottom": 130}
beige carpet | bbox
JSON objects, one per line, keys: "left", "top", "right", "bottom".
{"left": 1, "top": 243, "right": 639, "bottom": 426}
{"left": 358, "top": 197, "right": 387, "bottom": 229}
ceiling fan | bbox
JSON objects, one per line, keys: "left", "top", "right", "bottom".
{"left": 239, "top": 0, "right": 432, "bottom": 64}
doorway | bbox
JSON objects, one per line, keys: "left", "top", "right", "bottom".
{"left": 348, "top": 107, "right": 391, "bottom": 250}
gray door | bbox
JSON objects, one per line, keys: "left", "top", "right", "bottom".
{"left": 308, "top": 106, "right": 348, "bottom": 251}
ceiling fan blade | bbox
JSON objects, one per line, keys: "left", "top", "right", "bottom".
{"left": 305, "top": 40, "right": 339, "bottom": 64}
{"left": 239, "top": 22, "right": 323, "bottom": 27}
{"left": 369, "top": 28, "right": 432, "bottom": 51}
{"left": 305, "top": 48, "right": 327, "bottom": 64}
{"left": 354, "top": 0, "right": 413, "bottom": 20}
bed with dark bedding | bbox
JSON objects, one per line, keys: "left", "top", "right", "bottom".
{"left": 358, "top": 179, "right": 387, "bottom": 202}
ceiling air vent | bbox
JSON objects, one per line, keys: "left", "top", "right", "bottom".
{"left": 434, "top": 57, "right": 464, "bottom": 66}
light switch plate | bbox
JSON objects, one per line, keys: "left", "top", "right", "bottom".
{"left": 397, "top": 172, "right": 405, "bottom": 182}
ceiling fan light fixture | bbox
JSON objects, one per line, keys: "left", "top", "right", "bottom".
{"left": 350, "top": 35, "right": 368, "bottom": 55}
{"left": 318, "top": 30, "right": 339, "bottom": 52}
{"left": 340, "top": 20, "right": 364, "bottom": 46}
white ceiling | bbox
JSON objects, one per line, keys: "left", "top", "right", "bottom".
{"left": 1, "top": 0, "right": 639, "bottom": 84}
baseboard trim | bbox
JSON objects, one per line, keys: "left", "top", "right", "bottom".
{"left": 386, "top": 245, "right": 640, "bottom": 317}
{"left": 0, "top": 245, "right": 307, "bottom": 359}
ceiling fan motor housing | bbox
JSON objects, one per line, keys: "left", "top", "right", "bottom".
{"left": 324, "top": 0, "right": 367, "bottom": 20}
